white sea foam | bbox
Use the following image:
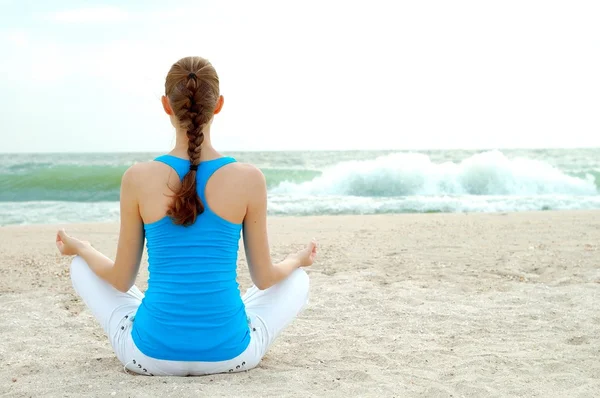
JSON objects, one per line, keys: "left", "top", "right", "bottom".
{"left": 271, "top": 150, "right": 598, "bottom": 197}
{"left": 267, "top": 194, "right": 600, "bottom": 216}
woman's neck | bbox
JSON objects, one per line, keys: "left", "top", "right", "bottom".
{"left": 171, "top": 127, "right": 220, "bottom": 161}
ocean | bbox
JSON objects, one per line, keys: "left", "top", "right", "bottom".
{"left": 1, "top": 149, "right": 599, "bottom": 225}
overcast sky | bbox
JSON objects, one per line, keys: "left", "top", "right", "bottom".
{"left": 0, "top": 0, "right": 598, "bottom": 153}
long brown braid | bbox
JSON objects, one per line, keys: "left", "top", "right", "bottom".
{"left": 164, "top": 57, "right": 220, "bottom": 226}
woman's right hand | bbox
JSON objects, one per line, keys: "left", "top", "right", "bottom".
{"left": 286, "top": 240, "right": 318, "bottom": 267}
{"left": 56, "top": 229, "right": 91, "bottom": 256}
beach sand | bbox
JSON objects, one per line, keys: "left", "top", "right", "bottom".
{"left": 1, "top": 211, "right": 599, "bottom": 397}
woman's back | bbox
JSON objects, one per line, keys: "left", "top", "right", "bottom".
{"left": 136, "top": 152, "right": 253, "bottom": 227}
{"left": 131, "top": 155, "right": 251, "bottom": 361}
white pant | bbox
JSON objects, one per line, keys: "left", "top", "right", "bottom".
{"left": 70, "top": 256, "right": 309, "bottom": 376}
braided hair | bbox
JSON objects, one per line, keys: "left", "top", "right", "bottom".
{"left": 164, "top": 57, "right": 220, "bottom": 226}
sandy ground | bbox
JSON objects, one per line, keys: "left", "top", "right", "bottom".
{"left": 0, "top": 211, "right": 599, "bottom": 397}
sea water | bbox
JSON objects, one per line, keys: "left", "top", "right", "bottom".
{"left": 0, "top": 149, "right": 598, "bottom": 225}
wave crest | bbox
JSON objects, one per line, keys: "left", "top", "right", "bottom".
{"left": 271, "top": 150, "right": 598, "bottom": 196}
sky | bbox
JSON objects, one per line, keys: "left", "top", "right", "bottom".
{"left": 0, "top": 0, "right": 599, "bottom": 153}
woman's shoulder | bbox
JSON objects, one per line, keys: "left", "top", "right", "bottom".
{"left": 209, "top": 162, "right": 266, "bottom": 199}
{"left": 227, "top": 162, "right": 266, "bottom": 185}
{"left": 123, "top": 160, "right": 163, "bottom": 177}
{"left": 120, "top": 161, "right": 167, "bottom": 189}
{"left": 230, "top": 161, "right": 262, "bottom": 174}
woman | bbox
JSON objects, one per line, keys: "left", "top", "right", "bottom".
{"left": 55, "top": 56, "right": 317, "bottom": 376}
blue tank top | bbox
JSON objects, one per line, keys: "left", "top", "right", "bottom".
{"left": 131, "top": 155, "right": 250, "bottom": 361}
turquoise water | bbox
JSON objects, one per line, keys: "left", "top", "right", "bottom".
{"left": 1, "top": 149, "right": 599, "bottom": 225}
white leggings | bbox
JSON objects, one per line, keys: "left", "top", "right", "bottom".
{"left": 70, "top": 256, "right": 309, "bottom": 376}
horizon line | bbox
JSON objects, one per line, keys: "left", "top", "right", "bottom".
{"left": 1, "top": 146, "right": 600, "bottom": 156}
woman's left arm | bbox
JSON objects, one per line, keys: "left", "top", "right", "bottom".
{"left": 57, "top": 166, "right": 145, "bottom": 292}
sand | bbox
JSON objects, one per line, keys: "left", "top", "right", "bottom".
{"left": 1, "top": 211, "right": 599, "bottom": 397}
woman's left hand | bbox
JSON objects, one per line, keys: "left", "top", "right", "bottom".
{"left": 56, "top": 229, "right": 91, "bottom": 256}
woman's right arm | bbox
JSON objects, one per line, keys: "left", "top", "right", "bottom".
{"left": 242, "top": 166, "right": 316, "bottom": 290}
